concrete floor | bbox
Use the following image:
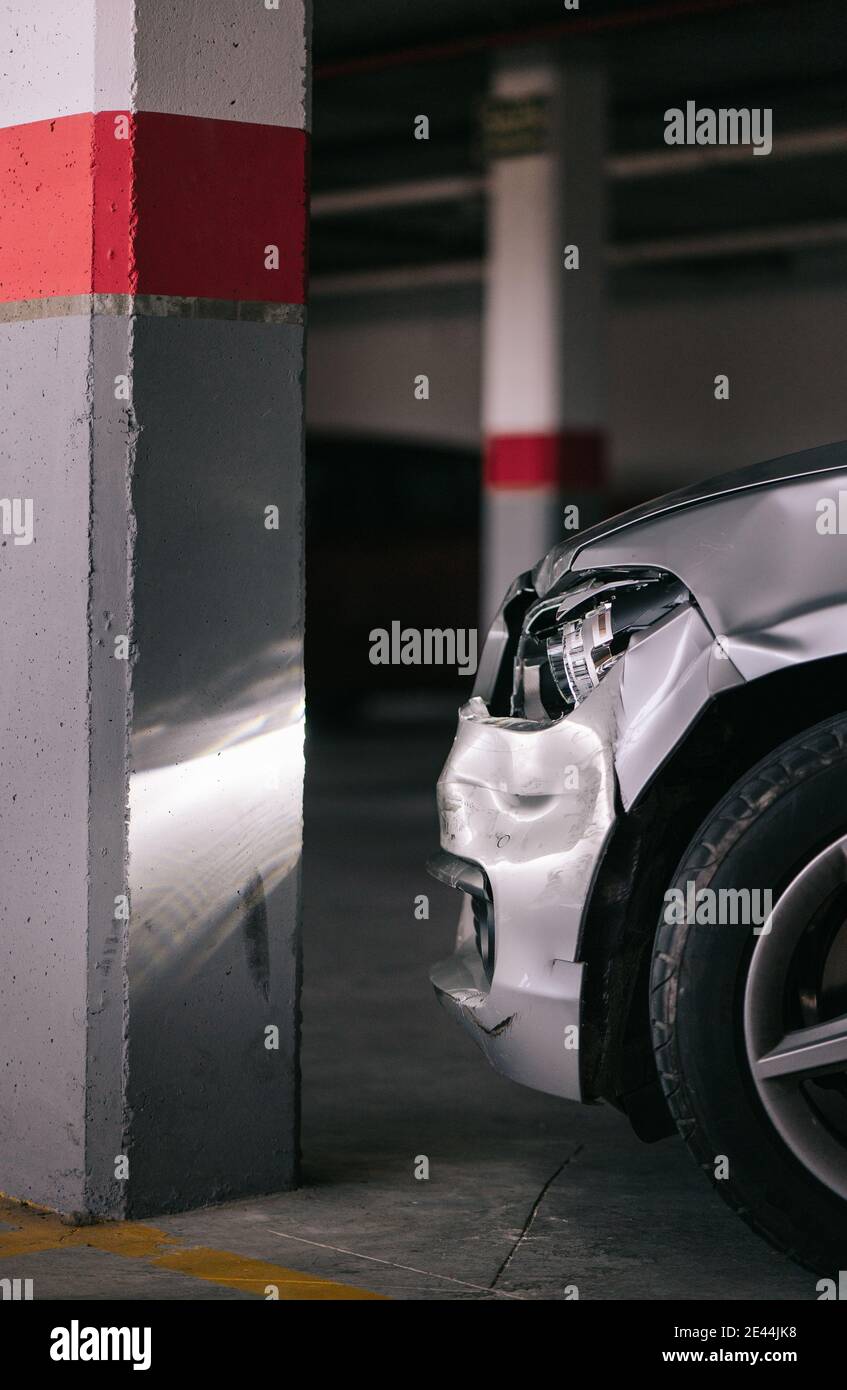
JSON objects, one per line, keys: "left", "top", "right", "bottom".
{"left": 0, "top": 719, "right": 817, "bottom": 1299}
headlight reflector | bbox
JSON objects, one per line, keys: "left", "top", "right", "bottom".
{"left": 514, "top": 570, "right": 688, "bottom": 717}
{"left": 547, "top": 601, "right": 617, "bottom": 705}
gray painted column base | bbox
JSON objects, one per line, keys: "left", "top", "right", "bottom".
{"left": 0, "top": 309, "right": 304, "bottom": 1218}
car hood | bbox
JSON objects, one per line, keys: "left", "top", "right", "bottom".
{"left": 533, "top": 440, "right": 847, "bottom": 597}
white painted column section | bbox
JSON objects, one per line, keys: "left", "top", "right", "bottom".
{"left": 481, "top": 54, "right": 608, "bottom": 622}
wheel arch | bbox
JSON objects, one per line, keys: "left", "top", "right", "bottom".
{"left": 580, "top": 652, "right": 847, "bottom": 1138}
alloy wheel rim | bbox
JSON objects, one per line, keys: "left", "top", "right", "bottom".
{"left": 744, "top": 834, "right": 847, "bottom": 1202}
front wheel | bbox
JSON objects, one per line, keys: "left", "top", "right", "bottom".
{"left": 650, "top": 713, "right": 847, "bottom": 1273}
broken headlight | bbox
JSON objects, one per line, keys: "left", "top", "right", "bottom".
{"left": 547, "top": 601, "right": 618, "bottom": 706}
{"left": 513, "top": 571, "right": 688, "bottom": 719}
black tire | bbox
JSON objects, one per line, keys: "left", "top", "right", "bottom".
{"left": 650, "top": 712, "right": 847, "bottom": 1273}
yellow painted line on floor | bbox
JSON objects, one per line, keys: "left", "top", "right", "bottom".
{"left": 0, "top": 1196, "right": 385, "bottom": 1300}
{"left": 151, "top": 1246, "right": 381, "bottom": 1299}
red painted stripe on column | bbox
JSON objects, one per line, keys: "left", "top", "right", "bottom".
{"left": 0, "top": 113, "right": 96, "bottom": 301}
{"left": 93, "top": 112, "right": 135, "bottom": 294}
{"left": 0, "top": 112, "right": 308, "bottom": 305}
{"left": 484, "top": 431, "right": 606, "bottom": 491}
{"left": 132, "top": 112, "right": 308, "bottom": 304}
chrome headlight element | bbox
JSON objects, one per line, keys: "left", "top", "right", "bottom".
{"left": 547, "top": 602, "right": 616, "bottom": 705}
{"left": 514, "top": 570, "right": 689, "bottom": 718}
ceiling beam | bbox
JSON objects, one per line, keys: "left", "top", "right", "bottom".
{"left": 315, "top": 0, "right": 777, "bottom": 80}
{"left": 311, "top": 124, "right": 847, "bottom": 219}
{"left": 310, "top": 219, "right": 847, "bottom": 295}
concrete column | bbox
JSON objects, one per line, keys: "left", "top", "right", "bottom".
{"left": 481, "top": 55, "right": 607, "bottom": 622}
{"left": 0, "top": 1, "right": 309, "bottom": 1218}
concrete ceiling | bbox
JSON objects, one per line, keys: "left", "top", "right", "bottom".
{"left": 310, "top": 0, "right": 847, "bottom": 292}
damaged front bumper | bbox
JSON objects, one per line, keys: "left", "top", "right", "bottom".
{"left": 428, "top": 587, "right": 741, "bottom": 1102}
{"left": 428, "top": 680, "right": 620, "bottom": 1101}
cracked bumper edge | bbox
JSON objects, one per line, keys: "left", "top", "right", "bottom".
{"left": 431, "top": 917, "right": 585, "bottom": 1098}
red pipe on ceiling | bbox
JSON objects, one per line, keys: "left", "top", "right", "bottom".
{"left": 315, "top": 0, "right": 780, "bottom": 80}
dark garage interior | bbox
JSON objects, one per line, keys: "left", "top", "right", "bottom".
{"left": 299, "top": 0, "right": 847, "bottom": 1302}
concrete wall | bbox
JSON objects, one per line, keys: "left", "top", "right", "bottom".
{"left": 308, "top": 288, "right": 481, "bottom": 450}
{"left": 307, "top": 280, "right": 847, "bottom": 497}
{"left": 0, "top": 316, "right": 92, "bottom": 1212}
{"left": 611, "top": 284, "right": 847, "bottom": 496}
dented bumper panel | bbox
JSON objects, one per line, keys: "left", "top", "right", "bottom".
{"left": 429, "top": 677, "right": 620, "bottom": 1100}
{"left": 429, "top": 601, "right": 741, "bottom": 1102}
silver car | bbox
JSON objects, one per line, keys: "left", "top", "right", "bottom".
{"left": 429, "top": 442, "right": 847, "bottom": 1273}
